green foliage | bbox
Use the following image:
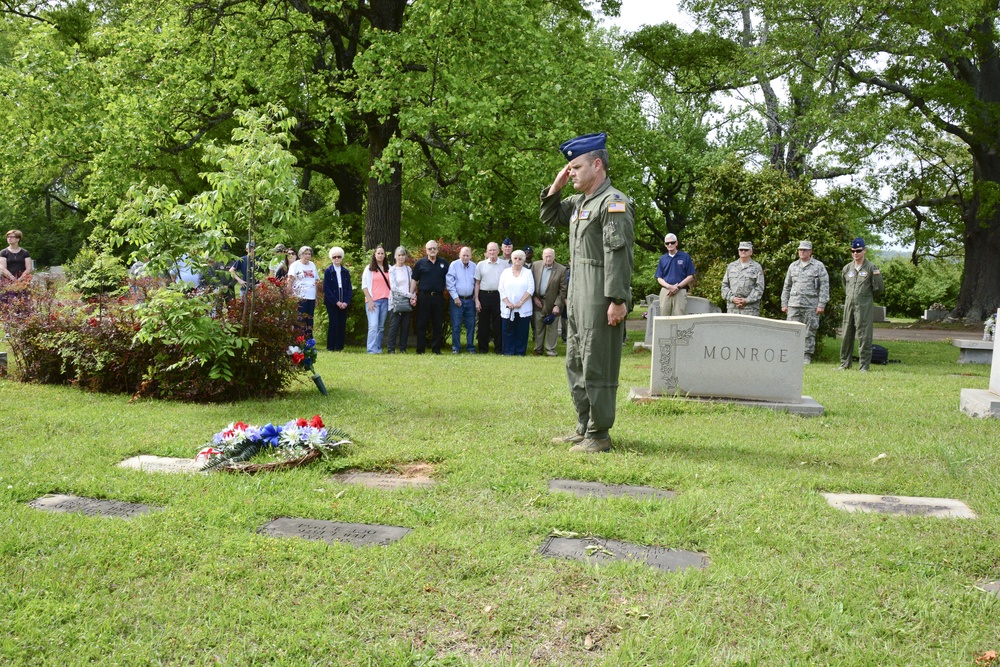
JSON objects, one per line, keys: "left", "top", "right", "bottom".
{"left": 63, "top": 246, "right": 128, "bottom": 300}
{"left": 879, "top": 256, "right": 963, "bottom": 318}
{"left": 686, "top": 161, "right": 850, "bottom": 339}
{"left": 1, "top": 277, "right": 307, "bottom": 401}
{"left": 0, "top": 337, "right": 998, "bottom": 664}
{"left": 132, "top": 286, "right": 248, "bottom": 382}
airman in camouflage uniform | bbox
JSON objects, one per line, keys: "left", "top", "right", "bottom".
{"left": 839, "top": 237, "right": 884, "bottom": 371}
{"left": 721, "top": 241, "right": 764, "bottom": 316}
{"left": 781, "top": 240, "right": 830, "bottom": 363}
{"left": 541, "top": 132, "right": 634, "bottom": 454}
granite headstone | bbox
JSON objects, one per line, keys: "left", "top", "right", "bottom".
{"left": 30, "top": 494, "right": 161, "bottom": 518}
{"left": 257, "top": 518, "right": 411, "bottom": 546}
{"left": 548, "top": 479, "right": 675, "bottom": 500}
{"left": 960, "top": 308, "right": 1000, "bottom": 418}
{"left": 539, "top": 535, "right": 708, "bottom": 573}
{"left": 822, "top": 493, "right": 977, "bottom": 519}
{"left": 119, "top": 455, "right": 203, "bottom": 474}
{"left": 330, "top": 472, "right": 436, "bottom": 489}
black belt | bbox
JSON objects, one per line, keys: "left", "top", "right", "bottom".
{"left": 459, "top": 295, "right": 474, "bottom": 299}
{"left": 480, "top": 290, "right": 498, "bottom": 293}
{"left": 424, "top": 291, "right": 443, "bottom": 296}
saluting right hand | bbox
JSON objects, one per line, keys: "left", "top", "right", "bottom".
{"left": 548, "top": 164, "right": 571, "bottom": 195}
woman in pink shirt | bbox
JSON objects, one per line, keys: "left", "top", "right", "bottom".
{"left": 361, "top": 245, "right": 392, "bottom": 353}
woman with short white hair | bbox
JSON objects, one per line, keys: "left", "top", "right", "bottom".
{"left": 497, "top": 249, "right": 534, "bottom": 356}
{"left": 323, "top": 247, "right": 352, "bottom": 351}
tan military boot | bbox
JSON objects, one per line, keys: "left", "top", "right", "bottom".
{"left": 569, "top": 437, "right": 612, "bottom": 453}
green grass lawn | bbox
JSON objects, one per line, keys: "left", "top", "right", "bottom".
{"left": 1, "top": 334, "right": 998, "bottom": 666}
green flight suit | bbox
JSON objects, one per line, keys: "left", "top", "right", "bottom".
{"left": 541, "top": 177, "right": 635, "bottom": 440}
{"left": 839, "top": 258, "right": 884, "bottom": 370}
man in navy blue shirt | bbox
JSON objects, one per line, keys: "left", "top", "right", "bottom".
{"left": 411, "top": 240, "right": 450, "bottom": 354}
{"left": 655, "top": 233, "right": 696, "bottom": 316}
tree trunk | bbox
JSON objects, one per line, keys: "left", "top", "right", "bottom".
{"left": 953, "top": 149, "right": 1000, "bottom": 320}
{"left": 361, "top": 0, "right": 408, "bottom": 252}
{"left": 364, "top": 113, "right": 402, "bottom": 252}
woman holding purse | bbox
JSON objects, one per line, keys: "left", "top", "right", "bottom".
{"left": 386, "top": 246, "right": 415, "bottom": 354}
{"left": 361, "top": 245, "right": 392, "bottom": 354}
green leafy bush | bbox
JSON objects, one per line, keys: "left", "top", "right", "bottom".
{"left": 685, "top": 161, "right": 852, "bottom": 342}
{"left": 1, "top": 278, "right": 308, "bottom": 401}
{"left": 879, "top": 256, "right": 962, "bottom": 318}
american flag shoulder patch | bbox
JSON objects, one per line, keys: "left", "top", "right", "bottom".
{"left": 608, "top": 202, "right": 626, "bottom": 213}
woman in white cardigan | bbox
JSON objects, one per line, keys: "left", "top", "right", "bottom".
{"left": 497, "top": 249, "right": 534, "bottom": 356}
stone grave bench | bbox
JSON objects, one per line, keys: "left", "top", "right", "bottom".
{"left": 953, "top": 338, "right": 994, "bottom": 364}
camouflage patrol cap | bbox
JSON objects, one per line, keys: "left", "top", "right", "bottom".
{"left": 738, "top": 241, "right": 753, "bottom": 250}
{"left": 798, "top": 241, "right": 812, "bottom": 250}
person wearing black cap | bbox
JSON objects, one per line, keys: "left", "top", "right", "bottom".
{"left": 838, "top": 237, "right": 884, "bottom": 371}
{"left": 540, "top": 131, "right": 634, "bottom": 453}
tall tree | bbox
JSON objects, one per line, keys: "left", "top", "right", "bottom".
{"left": 826, "top": 0, "right": 1000, "bottom": 319}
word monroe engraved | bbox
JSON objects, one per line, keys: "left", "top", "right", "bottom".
{"left": 703, "top": 346, "right": 790, "bottom": 363}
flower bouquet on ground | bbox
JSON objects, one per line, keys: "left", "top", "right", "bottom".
{"left": 287, "top": 336, "right": 327, "bottom": 395}
{"left": 196, "top": 415, "right": 349, "bottom": 474}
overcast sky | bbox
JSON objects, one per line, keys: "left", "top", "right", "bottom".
{"left": 603, "top": 0, "right": 695, "bottom": 32}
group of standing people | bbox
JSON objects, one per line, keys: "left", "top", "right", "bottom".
{"left": 366, "top": 239, "right": 569, "bottom": 357}
{"left": 653, "top": 233, "right": 885, "bottom": 370}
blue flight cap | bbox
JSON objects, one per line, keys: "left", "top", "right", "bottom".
{"left": 502, "top": 238, "right": 513, "bottom": 246}
{"left": 851, "top": 237, "right": 866, "bottom": 250}
{"left": 560, "top": 132, "right": 607, "bottom": 160}
{"left": 524, "top": 246, "right": 532, "bottom": 253}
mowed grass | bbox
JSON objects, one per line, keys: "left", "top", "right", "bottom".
{"left": 0, "top": 333, "right": 998, "bottom": 666}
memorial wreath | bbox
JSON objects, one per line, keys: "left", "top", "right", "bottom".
{"left": 196, "top": 415, "right": 349, "bottom": 474}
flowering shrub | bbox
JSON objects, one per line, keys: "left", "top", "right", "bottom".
{"left": 0, "top": 277, "right": 313, "bottom": 401}
{"left": 196, "top": 414, "right": 350, "bottom": 472}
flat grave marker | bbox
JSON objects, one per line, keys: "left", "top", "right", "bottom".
{"left": 330, "top": 471, "right": 436, "bottom": 490}
{"left": 979, "top": 579, "right": 1000, "bottom": 597}
{"left": 30, "top": 494, "right": 161, "bottom": 519}
{"left": 257, "top": 518, "right": 411, "bottom": 546}
{"left": 540, "top": 535, "right": 708, "bottom": 573}
{"left": 119, "top": 455, "right": 203, "bottom": 474}
{"left": 548, "top": 479, "right": 676, "bottom": 500}
{"left": 822, "top": 493, "right": 977, "bottom": 519}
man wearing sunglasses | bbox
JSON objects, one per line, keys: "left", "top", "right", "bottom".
{"left": 838, "top": 237, "right": 884, "bottom": 371}
{"left": 655, "top": 233, "right": 696, "bottom": 316}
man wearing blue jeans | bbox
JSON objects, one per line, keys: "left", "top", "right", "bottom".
{"left": 446, "top": 246, "right": 477, "bottom": 354}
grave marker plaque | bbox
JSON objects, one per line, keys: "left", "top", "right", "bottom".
{"left": 539, "top": 536, "right": 708, "bottom": 573}
{"left": 30, "top": 494, "right": 160, "bottom": 519}
{"left": 822, "top": 493, "right": 977, "bottom": 519}
{"left": 980, "top": 580, "right": 1000, "bottom": 597}
{"left": 257, "top": 518, "right": 410, "bottom": 546}
{"left": 119, "top": 455, "right": 203, "bottom": 474}
{"left": 548, "top": 479, "right": 676, "bottom": 500}
{"left": 330, "top": 472, "right": 435, "bottom": 489}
